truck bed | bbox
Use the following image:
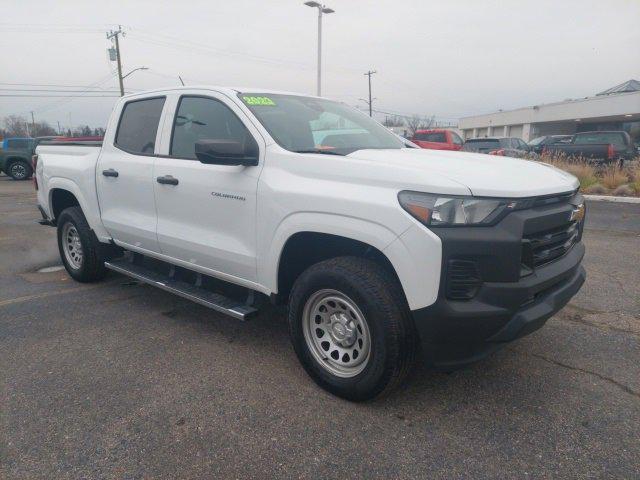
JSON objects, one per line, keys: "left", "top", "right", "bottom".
{"left": 543, "top": 143, "right": 611, "bottom": 160}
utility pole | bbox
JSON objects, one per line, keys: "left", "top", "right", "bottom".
{"left": 30, "top": 111, "right": 36, "bottom": 136}
{"left": 107, "top": 26, "right": 125, "bottom": 96}
{"left": 57, "top": 121, "right": 61, "bottom": 135}
{"left": 363, "top": 70, "right": 377, "bottom": 117}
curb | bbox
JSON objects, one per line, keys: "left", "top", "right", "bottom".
{"left": 584, "top": 195, "right": 640, "bottom": 204}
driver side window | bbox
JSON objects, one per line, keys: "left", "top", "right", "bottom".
{"left": 170, "top": 96, "right": 252, "bottom": 160}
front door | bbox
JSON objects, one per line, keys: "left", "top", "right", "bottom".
{"left": 153, "top": 93, "right": 263, "bottom": 284}
{"left": 96, "top": 96, "right": 166, "bottom": 253}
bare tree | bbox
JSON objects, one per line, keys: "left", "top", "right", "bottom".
{"left": 32, "top": 121, "right": 57, "bottom": 137}
{"left": 382, "top": 115, "right": 405, "bottom": 127}
{"left": 4, "top": 115, "right": 29, "bottom": 137}
{"left": 406, "top": 114, "right": 436, "bottom": 136}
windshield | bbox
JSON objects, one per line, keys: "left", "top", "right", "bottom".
{"left": 574, "top": 132, "right": 626, "bottom": 147}
{"left": 528, "top": 136, "right": 545, "bottom": 146}
{"left": 238, "top": 93, "right": 404, "bottom": 155}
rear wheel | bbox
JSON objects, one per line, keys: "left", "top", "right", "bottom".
{"left": 57, "top": 206, "right": 107, "bottom": 282}
{"left": 288, "top": 256, "right": 416, "bottom": 401}
{"left": 8, "top": 160, "right": 32, "bottom": 180}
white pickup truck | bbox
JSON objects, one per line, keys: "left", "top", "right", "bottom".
{"left": 34, "top": 87, "right": 586, "bottom": 400}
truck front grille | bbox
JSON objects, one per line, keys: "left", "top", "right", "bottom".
{"left": 522, "top": 221, "right": 579, "bottom": 270}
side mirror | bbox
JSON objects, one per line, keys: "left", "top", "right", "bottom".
{"left": 195, "top": 139, "right": 258, "bottom": 166}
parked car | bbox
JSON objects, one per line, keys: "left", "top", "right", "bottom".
{"left": 542, "top": 131, "right": 636, "bottom": 166}
{"left": 0, "top": 137, "right": 38, "bottom": 180}
{"left": 462, "top": 137, "right": 531, "bottom": 157}
{"left": 528, "top": 135, "right": 572, "bottom": 155}
{"left": 35, "top": 87, "right": 585, "bottom": 401}
{"left": 410, "top": 129, "right": 464, "bottom": 151}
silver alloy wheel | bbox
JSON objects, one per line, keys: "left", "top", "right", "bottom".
{"left": 10, "top": 163, "right": 27, "bottom": 179}
{"left": 62, "top": 222, "right": 83, "bottom": 270}
{"left": 302, "top": 289, "right": 372, "bottom": 378}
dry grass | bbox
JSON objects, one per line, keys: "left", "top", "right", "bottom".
{"left": 536, "top": 152, "right": 640, "bottom": 196}
{"left": 582, "top": 183, "right": 608, "bottom": 195}
{"left": 630, "top": 164, "right": 640, "bottom": 194}
{"left": 601, "top": 166, "right": 628, "bottom": 190}
{"left": 612, "top": 185, "right": 635, "bottom": 196}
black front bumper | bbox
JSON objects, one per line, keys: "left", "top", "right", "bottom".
{"left": 412, "top": 193, "right": 586, "bottom": 369}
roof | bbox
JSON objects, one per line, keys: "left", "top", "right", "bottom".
{"left": 596, "top": 79, "right": 640, "bottom": 96}
{"left": 414, "top": 128, "right": 452, "bottom": 133}
{"left": 123, "top": 85, "right": 317, "bottom": 99}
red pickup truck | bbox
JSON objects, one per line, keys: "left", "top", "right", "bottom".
{"left": 410, "top": 129, "right": 464, "bottom": 151}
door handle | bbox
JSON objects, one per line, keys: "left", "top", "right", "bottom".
{"left": 102, "top": 168, "right": 119, "bottom": 178}
{"left": 157, "top": 175, "right": 179, "bottom": 186}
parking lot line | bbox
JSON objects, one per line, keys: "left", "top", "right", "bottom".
{"left": 0, "top": 284, "right": 104, "bottom": 308}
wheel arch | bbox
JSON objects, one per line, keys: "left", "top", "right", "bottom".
{"left": 262, "top": 212, "right": 442, "bottom": 311}
{"left": 274, "top": 231, "right": 404, "bottom": 305}
{"left": 45, "top": 178, "right": 110, "bottom": 242}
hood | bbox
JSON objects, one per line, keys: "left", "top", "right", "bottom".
{"left": 347, "top": 148, "right": 579, "bottom": 198}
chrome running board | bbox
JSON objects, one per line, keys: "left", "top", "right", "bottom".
{"left": 105, "top": 259, "right": 258, "bottom": 320}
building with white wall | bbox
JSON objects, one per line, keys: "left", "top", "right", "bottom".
{"left": 458, "top": 80, "right": 640, "bottom": 143}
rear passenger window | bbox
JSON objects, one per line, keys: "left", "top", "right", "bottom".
{"left": 115, "top": 97, "right": 166, "bottom": 154}
{"left": 170, "top": 96, "right": 252, "bottom": 159}
{"left": 414, "top": 132, "right": 447, "bottom": 142}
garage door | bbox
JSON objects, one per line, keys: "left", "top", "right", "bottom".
{"left": 490, "top": 126, "right": 503, "bottom": 136}
{"left": 476, "top": 128, "right": 488, "bottom": 137}
{"left": 509, "top": 125, "right": 523, "bottom": 138}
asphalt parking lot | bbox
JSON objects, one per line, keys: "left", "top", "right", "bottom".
{"left": 1, "top": 177, "right": 639, "bottom": 479}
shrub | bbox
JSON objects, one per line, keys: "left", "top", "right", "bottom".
{"left": 582, "top": 183, "right": 609, "bottom": 195}
{"left": 601, "top": 166, "right": 628, "bottom": 190}
{"left": 611, "top": 184, "right": 634, "bottom": 196}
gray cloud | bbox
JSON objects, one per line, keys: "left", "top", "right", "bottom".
{"left": 1, "top": 0, "right": 638, "bottom": 129}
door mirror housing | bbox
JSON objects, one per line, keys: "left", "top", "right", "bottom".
{"left": 195, "top": 139, "right": 258, "bottom": 166}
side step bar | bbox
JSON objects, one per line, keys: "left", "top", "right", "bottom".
{"left": 104, "top": 259, "right": 258, "bottom": 320}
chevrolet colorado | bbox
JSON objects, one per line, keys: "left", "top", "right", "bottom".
{"left": 35, "top": 87, "right": 586, "bottom": 401}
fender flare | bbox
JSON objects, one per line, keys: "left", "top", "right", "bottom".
{"left": 260, "top": 211, "right": 427, "bottom": 307}
{"left": 261, "top": 212, "right": 442, "bottom": 311}
{"left": 46, "top": 177, "right": 110, "bottom": 241}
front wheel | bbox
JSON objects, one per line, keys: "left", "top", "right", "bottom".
{"left": 8, "top": 160, "right": 32, "bottom": 180}
{"left": 57, "top": 206, "right": 107, "bottom": 282}
{"left": 288, "top": 256, "right": 416, "bottom": 401}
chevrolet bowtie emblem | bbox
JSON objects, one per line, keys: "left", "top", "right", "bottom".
{"left": 570, "top": 203, "right": 585, "bottom": 222}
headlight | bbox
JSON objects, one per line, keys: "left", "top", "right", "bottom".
{"left": 398, "top": 191, "right": 514, "bottom": 226}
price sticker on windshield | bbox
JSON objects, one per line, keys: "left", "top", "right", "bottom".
{"left": 242, "top": 96, "right": 276, "bottom": 106}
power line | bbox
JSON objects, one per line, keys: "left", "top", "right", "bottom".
{"left": 29, "top": 72, "right": 119, "bottom": 115}
{"left": 0, "top": 82, "right": 120, "bottom": 89}
{"left": 0, "top": 94, "right": 121, "bottom": 98}
{"left": 0, "top": 88, "right": 124, "bottom": 93}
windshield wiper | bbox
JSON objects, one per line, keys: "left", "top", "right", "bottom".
{"left": 294, "top": 149, "right": 344, "bottom": 156}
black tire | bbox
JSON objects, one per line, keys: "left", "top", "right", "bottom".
{"left": 57, "top": 206, "right": 107, "bottom": 282}
{"left": 288, "top": 256, "right": 416, "bottom": 401}
{"left": 7, "top": 160, "right": 32, "bottom": 180}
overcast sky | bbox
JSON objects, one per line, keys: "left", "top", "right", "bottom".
{"left": 1, "top": 0, "right": 638, "bottom": 130}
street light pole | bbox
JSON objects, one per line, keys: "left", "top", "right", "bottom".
{"left": 304, "top": 1, "right": 334, "bottom": 97}
{"left": 122, "top": 66, "right": 148, "bottom": 80}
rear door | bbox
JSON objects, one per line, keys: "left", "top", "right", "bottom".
{"left": 96, "top": 96, "right": 166, "bottom": 253}
{"left": 153, "top": 92, "right": 264, "bottom": 284}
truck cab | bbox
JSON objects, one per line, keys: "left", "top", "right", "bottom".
{"left": 35, "top": 86, "right": 586, "bottom": 401}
